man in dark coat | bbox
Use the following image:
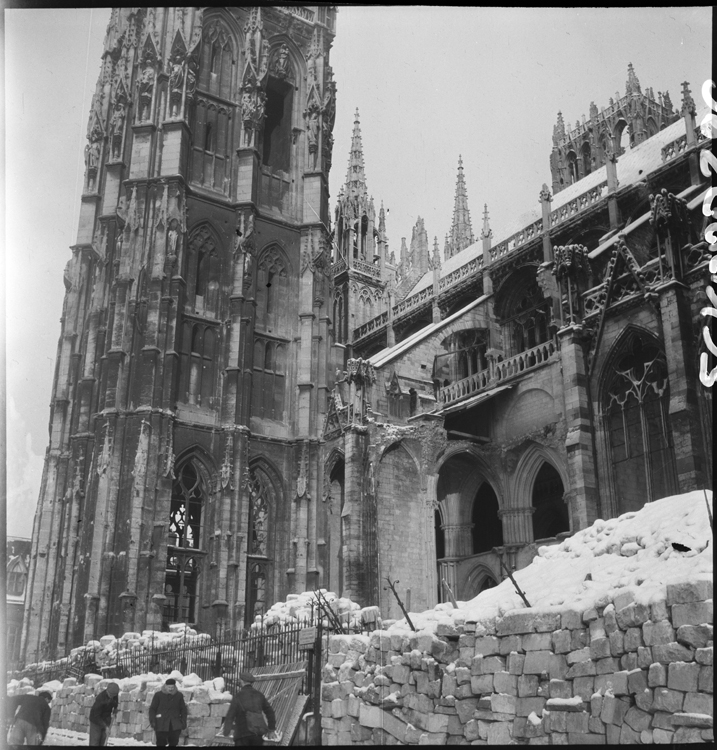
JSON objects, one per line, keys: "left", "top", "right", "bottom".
{"left": 222, "top": 672, "right": 277, "bottom": 746}
{"left": 149, "top": 678, "right": 188, "bottom": 747}
{"left": 88, "top": 681, "right": 119, "bottom": 746}
{"left": 6, "top": 691, "right": 52, "bottom": 745}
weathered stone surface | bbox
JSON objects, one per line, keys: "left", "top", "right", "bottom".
{"left": 671, "top": 713, "right": 713, "bottom": 728}
{"left": 516, "top": 696, "right": 546, "bottom": 717}
{"left": 619, "top": 723, "right": 640, "bottom": 743}
{"left": 652, "top": 727, "right": 674, "bottom": 743}
{"left": 642, "top": 619, "right": 675, "bottom": 646}
{"left": 696, "top": 646, "right": 713, "bottom": 665}
{"left": 561, "top": 610, "right": 582, "bottom": 631}
{"left": 454, "top": 698, "right": 478, "bottom": 724}
{"left": 549, "top": 654, "right": 569, "bottom": 681}
{"left": 671, "top": 601, "right": 714, "bottom": 628}
{"left": 648, "top": 662, "right": 667, "bottom": 687}
{"left": 683, "top": 692, "right": 713, "bottom": 716}
{"left": 549, "top": 679, "right": 572, "bottom": 699}
{"left": 566, "top": 660, "right": 597, "bottom": 679}
{"left": 572, "top": 677, "right": 595, "bottom": 702}
{"left": 523, "top": 633, "right": 552, "bottom": 651}
{"left": 599, "top": 695, "right": 629, "bottom": 725}
{"left": 523, "top": 651, "right": 553, "bottom": 675}
{"left": 490, "top": 693, "right": 517, "bottom": 715}
{"left": 518, "top": 674, "right": 539, "bottom": 697}
{"left": 552, "top": 630, "right": 572, "bottom": 654}
{"left": 498, "top": 634, "right": 523, "bottom": 655}
{"left": 474, "top": 636, "right": 500, "bottom": 656}
{"left": 463, "top": 718, "right": 480, "bottom": 741}
{"left": 497, "top": 611, "right": 536, "bottom": 636}
{"left": 589, "top": 638, "right": 611, "bottom": 660}
{"left": 486, "top": 721, "right": 512, "bottom": 744}
{"left": 624, "top": 627, "right": 644, "bottom": 651}
{"left": 566, "top": 712, "right": 589, "bottom": 734}
{"left": 673, "top": 726, "right": 707, "bottom": 743}
{"left": 470, "top": 674, "right": 493, "bottom": 694}
{"left": 595, "top": 657, "right": 619, "bottom": 675}
{"left": 481, "top": 655, "right": 506, "bottom": 674}
{"left": 665, "top": 580, "right": 712, "bottom": 605}
{"left": 608, "top": 630, "right": 624, "bottom": 656}
{"left": 507, "top": 652, "right": 525, "bottom": 676}
{"left": 651, "top": 687, "right": 684, "bottom": 713}
{"left": 615, "top": 602, "right": 650, "bottom": 629}
{"left": 699, "top": 665, "right": 713, "bottom": 693}
{"left": 652, "top": 641, "right": 695, "bottom": 664}
{"left": 624, "top": 706, "right": 651, "bottom": 732}
{"left": 667, "top": 661, "right": 700, "bottom": 692}
{"left": 676, "top": 624, "right": 713, "bottom": 649}
{"left": 493, "top": 671, "right": 518, "bottom": 695}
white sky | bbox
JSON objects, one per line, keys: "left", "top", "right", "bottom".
{"left": 4, "top": 7, "right": 713, "bottom": 537}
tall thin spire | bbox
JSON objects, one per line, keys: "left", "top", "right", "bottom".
{"left": 446, "top": 155, "right": 475, "bottom": 259}
{"left": 345, "top": 108, "right": 367, "bottom": 198}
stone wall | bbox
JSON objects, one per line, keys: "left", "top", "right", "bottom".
{"left": 321, "top": 581, "right": 713, "bottom": 745}
{"left": 48, "top": 674, "right": 231, "bottom": 746}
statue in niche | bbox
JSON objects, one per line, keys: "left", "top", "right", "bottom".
{"left": 84, "top": 135, "right": 101, "bottom": 191}
{"left": 138, "top": 66, "right": 155, "bottom": 121}
{"left": 166, "top": 218, "right": 179, "bottom": 269}
{"left": 273, "top": 44, "right": 290, "bottom": 79}
{"left": 169, "top": 58, "right": 185, "bottom": 118}
{"left": 109, "top": 101, "right": 126, "bottom": 160}
{"left": 306, "top": 109, "right": 320, "bottom": 154}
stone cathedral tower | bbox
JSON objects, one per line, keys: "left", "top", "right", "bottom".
{"left": 22, "top": 6, "right": 340, "bottom": 662}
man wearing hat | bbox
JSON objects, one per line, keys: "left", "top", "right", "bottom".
{"left": 223, "top": 672, "right": 277, "bottom": 746}
{"left": 149, "top": 678, "right": 188, "bottom": 747}
{"left": 89, "top": 681, "right": 120, "bottom": 746}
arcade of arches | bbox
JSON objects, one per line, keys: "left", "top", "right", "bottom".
{"left": 435, "top": 451, "right": 567, "bottom": 603}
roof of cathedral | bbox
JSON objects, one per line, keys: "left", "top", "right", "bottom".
{"left": 370, "top": 292, "right": 489, "bottom": 369}
{"left": 402, "top": 107, "right": 706, "bottom": 299}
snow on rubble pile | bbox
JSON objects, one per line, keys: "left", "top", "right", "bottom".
{"left": 389, "top": 490, "right": 713, "bottom": 637}
{"left": 250, "top": 589, "right": 381, "bottom": 631}
{"left": 11, "top": 623, "right": 210, "bottom": 679}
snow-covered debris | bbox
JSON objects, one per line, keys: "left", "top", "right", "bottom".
{"left": 251, "top": 589, "right": 379, "bottom": 631}
{"left": 386, "top": 490, "right": 712, "bottom": 636}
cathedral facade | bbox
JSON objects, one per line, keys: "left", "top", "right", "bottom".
{"left": 22, "top": 7, "right": 712, "bottom": 664}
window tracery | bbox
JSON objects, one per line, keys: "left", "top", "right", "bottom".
{"left": 603, "top": 333, "right": 677, "bottom": 512}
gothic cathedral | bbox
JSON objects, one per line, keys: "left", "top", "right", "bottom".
{"left": 22, "top": 7, "right": 712, "bottom": 664}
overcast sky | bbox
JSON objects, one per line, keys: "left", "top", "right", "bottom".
{"left": 5, "top": 7, "right": 712, "bottom": 537}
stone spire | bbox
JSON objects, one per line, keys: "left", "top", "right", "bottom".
{"left": 446, "top": 155, "right": 475, "bottom": 259}
{"left": 625, "top": 62, "right": 641, "bottom": 96}
{"left": 345, "top": 108, "right": 367, "bottom": 199}
{"left": 480, "top": 203, "right": 492, "bottom": 241}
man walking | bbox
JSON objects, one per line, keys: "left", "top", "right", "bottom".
{"left": 222, "top": 672, "right": 277, "bottom": 747}
{"left": 6, "top": 691, "right": 52, "bottom": 745}
{"left": 149, "top": 678, "right": 188, "bottom": 747}
{"left": 88, "top": 681, "right": 120, "bottom": 746}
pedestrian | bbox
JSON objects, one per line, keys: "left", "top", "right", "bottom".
{"left": 222, "top": 672, "right": 277, "bottom": 747}
{"left": 88, "top": 681, "right": 120, "bottom": 746}
{"left": 149, "top": 678, "right": 187, "bottom": 747}
{"left": 6, "top": 690, "right": 52, "bottom": 745}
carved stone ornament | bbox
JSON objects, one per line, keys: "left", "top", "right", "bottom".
{"left": 220, "top": 433, "right": 234, "bottom": 490}
{"left": 132, "top": 419, "right": 150, "bottom": 497}
{"left": 296, "top": 442, "right": 308, "bottom": 500}
{"left": 163, "top": 420, "right": 175, "bottom": 478}
{"left": 97, "top": 420, "right": 113, "bottom": 476}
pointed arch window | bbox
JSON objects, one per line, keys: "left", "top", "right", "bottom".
{"left": 603, "top": 333, "right": 677, "bottom": 513}
{"left": 164, "top": 460, "right": 208, "bottom": 627}
{"left": 262, "top": 77, "right": 293, "bottom": 173}
{"left": 255, "top": 247, "right": 288, "bottom": 333}
{"left": 178, "top": 322, "right": 218, "bottom": 408}
{"left": 531, "top": 462, "right": 568, "bottom": 540}
{"left": 251, "top": 338, "right": 286, "bottom": 420}
{"left": 245, "top": 465, "right": 278, "bottom": 625}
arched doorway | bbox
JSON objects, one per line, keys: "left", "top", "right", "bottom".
{"left": 472, "top": 482, "right": 503, "bottom": 553}
{"left": 531, "top": 462, "right": 569, "bottom": 541}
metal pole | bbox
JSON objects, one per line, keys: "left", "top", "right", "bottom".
{"left": 312, "top": 619, "right": 322, "bottom": 746}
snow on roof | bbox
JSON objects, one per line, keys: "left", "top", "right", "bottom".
{"left": 404, "top": 109, "right": 705, "bottom": 299}
{"left": 386, "top": 489, "right": 713, "bottom": 637}
{"left": 369, "top": 293, "right": 488, "bottom": 369}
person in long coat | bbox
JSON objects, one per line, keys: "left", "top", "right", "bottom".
{"left": 222, "top": 672, "right": 277, "bottom": 747}
{"left": 149, "top": 678, "right": 188, "bottom": 747}
{"left": 7, "top": 691, "right": 52, "bottom": 745}
{"left": 89, "top": 681, "right": 119, "bottom": 746}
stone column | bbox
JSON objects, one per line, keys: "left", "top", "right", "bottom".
{"left": 557, "top": 325, "right": 599, "bottom": 529}
{"left": 658, "top": 282, "right": 706, "bottom": 490}
{"left": 498, "top": 507, "right": 535, "bottom": 544}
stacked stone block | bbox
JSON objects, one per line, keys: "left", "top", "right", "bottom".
{"left": 321, "top": 581, "right": 712, "bottom": 745}
{"left": 47, "top": 673, "right": 231, "bottom": 746}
